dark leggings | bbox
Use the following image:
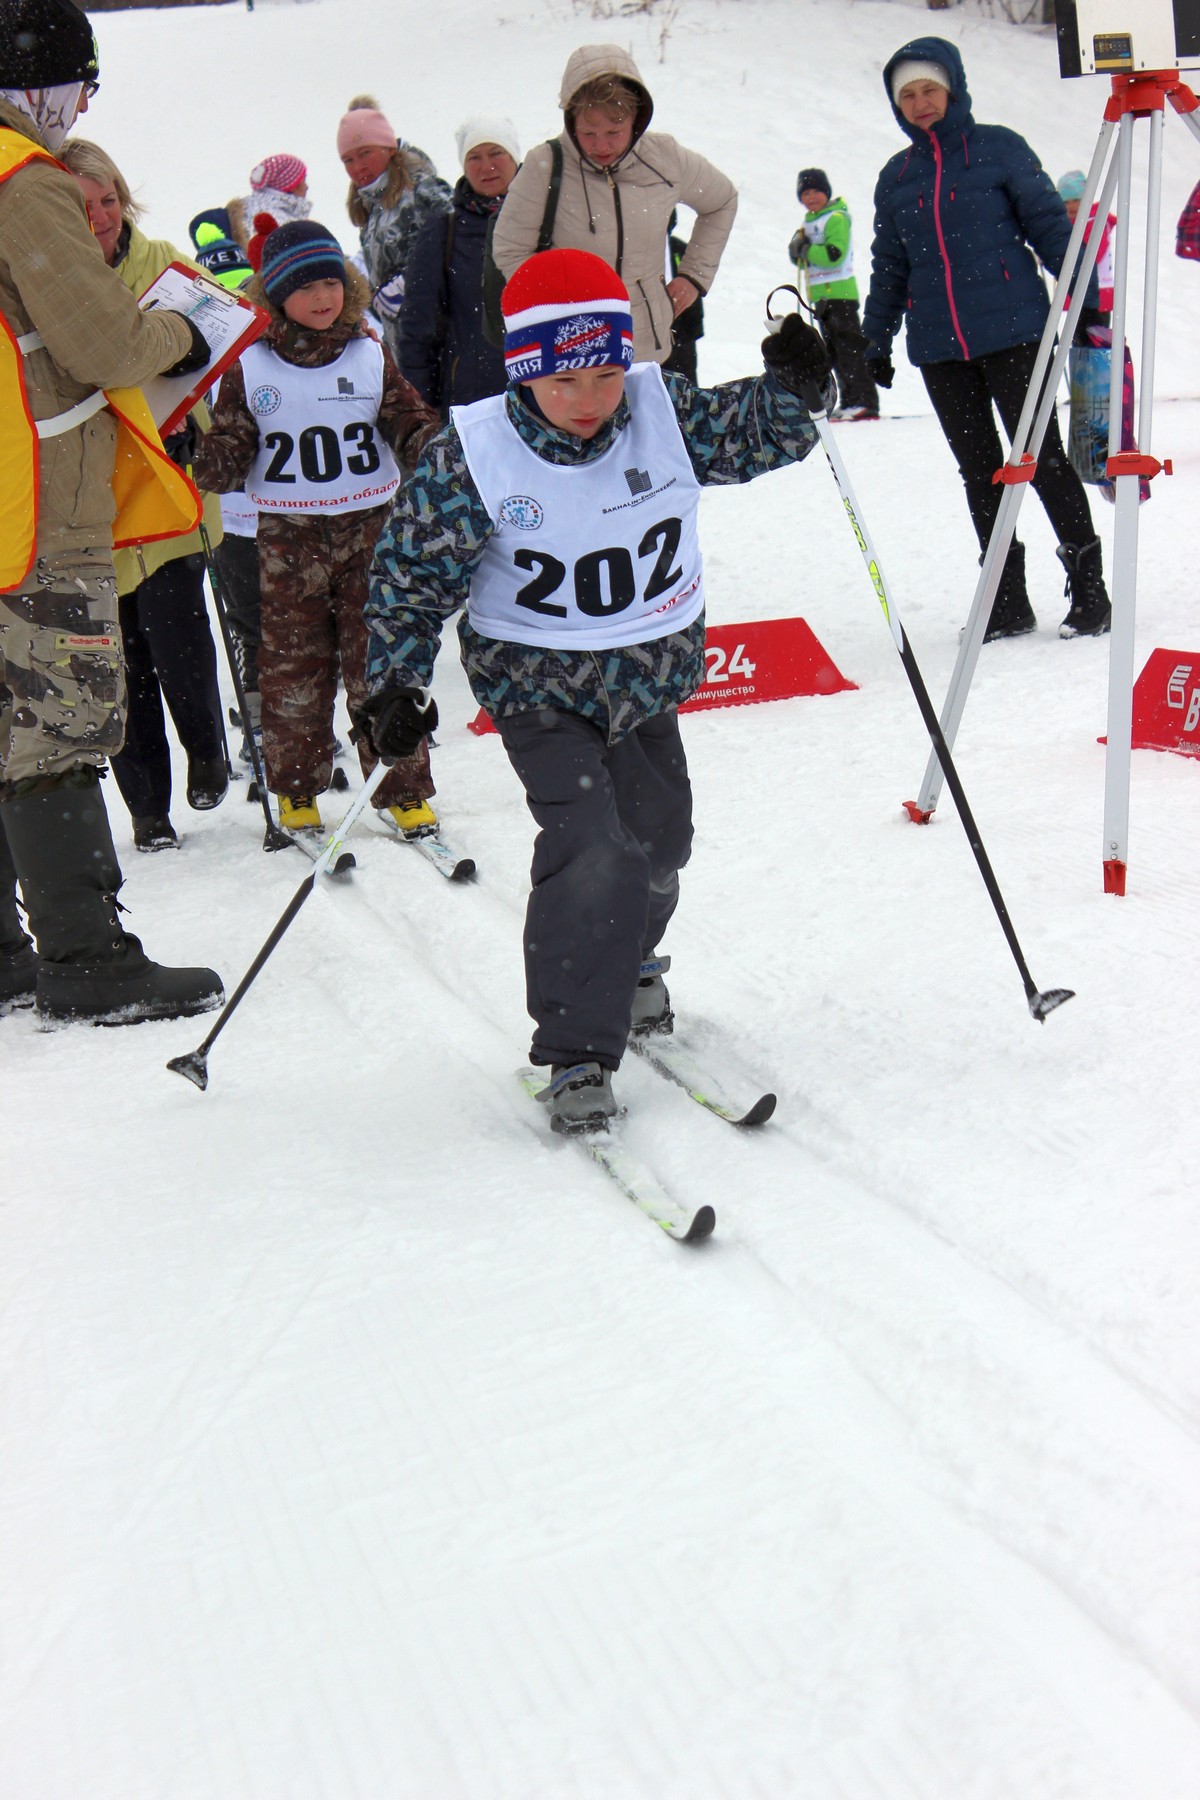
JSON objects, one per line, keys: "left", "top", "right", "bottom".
{"left": 109, "top": 553, "right": 224, "bottom": 820}
{"left": 921, "top": 340, "right": 1096, "bottom": 554}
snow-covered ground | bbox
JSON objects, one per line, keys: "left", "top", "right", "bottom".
{"left": 4, "top": 1, "right": 1200, "bottom": 1794}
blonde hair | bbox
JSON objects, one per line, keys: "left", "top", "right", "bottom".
{"left": 59, "top": 137, "right": 145, "bottom": 224}
{"left": 567, "top": 75, "right": 641, "bottom": 123}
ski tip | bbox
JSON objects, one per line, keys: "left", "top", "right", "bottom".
{"left": 328, "top": 852, "right": 357, "bottom": 878}
{"left": 1029, "top": 986, "right": 1075, "bottom": 1022}
{"left": 450, "top": 858, "right": 477, "bottom": 882}
{"left": 166, "top": 1049, "right": 209, "bottom": 1091}
{"left": 738, "top": 1092, "right": 777, "bottom": 1128}
{"left": 329, "top": 767, "right": 350, "bottom": 792}
{"left": 676, "top": 1204, "right": 716, "bottom": 1243}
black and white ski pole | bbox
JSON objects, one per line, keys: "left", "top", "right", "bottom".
{"left": 166, "top": 757, "right": 390, "bottom": 1090}
{"left": 765, "top": 287, "right": 1073, "bottom": 1023}
{"left": 197, "top": 518, "right": 292, "bottom": 854}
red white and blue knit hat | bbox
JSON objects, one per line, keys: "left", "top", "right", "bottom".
{"left": 252, "top": 218, "right": 347, "bottom": 304}
{"left": 501, "top": 249, "right": 634, "bottom": 383}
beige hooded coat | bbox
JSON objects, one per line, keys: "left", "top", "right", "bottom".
{"left": 0, "top": 100, "right": 193, "bottom": 572}
{"left": 490, "top": 44, "right": 737, "bottom": 365}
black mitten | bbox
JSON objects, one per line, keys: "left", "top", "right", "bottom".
{"left": 161, "top": 315, "right": 211, "bottom": 379}
{"left": 865, "top": 348, "right": 895, "bottom": 389}
{"left": 762, "top": 312, "right": 832, "bottom": 398}
{"left": 352, "top": 688, "right": 439, "bottom": 761}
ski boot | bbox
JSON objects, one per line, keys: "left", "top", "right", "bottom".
{"left": 1057, "top": 538, "right": 1112, "bottom": 637}
{"left": 538, "top": 1062, "right": 618, "bottom": 1135}
{"left": 385, "top": 798, "right": 437, "bottom": 840}
{"left": 629, "top": 954, "right": 674, "bottom": 1038}
{"left": 278, "top": 794, "right": 322, "bottom": 834}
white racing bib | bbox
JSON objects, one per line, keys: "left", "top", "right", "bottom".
{"left": 453, "top": 364, "right": 704, "bottom": 652}
{"left": 242, "top": 337, "right": 401, "bottom": 515}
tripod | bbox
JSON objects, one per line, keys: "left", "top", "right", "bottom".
{"left": 902, "top": 70, "right": 1200, "bottom": 896}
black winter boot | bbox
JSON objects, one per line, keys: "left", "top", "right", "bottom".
{"left": 0, "top": 815, "right": 38, "bottom": 1013}
{"left": 0, "top": 775, "right": 223, "bottom": 1026}
{"left": 1057, "top": 538, "right": 1112, "bottom": 638}
{"left": 983, "top": 543, "right": 1037, "bottom": 642}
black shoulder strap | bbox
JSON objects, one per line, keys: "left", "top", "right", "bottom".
{"left": 535, "top": 140, "right": 564, "bottom": 253}
{"left": 443, "top": 210, "right": 457, "bottom": 276}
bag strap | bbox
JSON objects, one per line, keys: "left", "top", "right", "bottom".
{"left": 535, "top": 140, "right": 564, "bottom": 253}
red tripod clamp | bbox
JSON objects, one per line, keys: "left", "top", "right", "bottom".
{"left": 991, "top": 454, "right": 1037, "bottom": 487}
{"left": 1105, "top": 452, "right": 1173, "bottom": 481}
{"left": 1104, "top": 71, "right": 1200, "bottom": 121}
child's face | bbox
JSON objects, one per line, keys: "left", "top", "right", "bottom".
{"left": 1064, "top": 198, "right": 1081, "bottom": 223}
{"left": 527, "top": 365, "right": 626, "bottom": 439}
{"left": 897, "top": 80, "right": 949, "bottom": 131}
{"left": 342, "top": 143, "right": 393, "bottom": 188}
{"left": 282, "top": 278, "right": 345, "bottom": 330}
{"left": 799, "top": 187, "right": 829, "bottom": 214}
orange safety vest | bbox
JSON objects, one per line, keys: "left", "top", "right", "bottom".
{"left": 0, "top": 129, "right": 201, "bottom": 591}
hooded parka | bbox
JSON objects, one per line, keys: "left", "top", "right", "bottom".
{"left": 490, "top": 45, "right": 737, "bottom": 365}
{"left": 862, "top": 38, "right": 1091, "bottom": 367}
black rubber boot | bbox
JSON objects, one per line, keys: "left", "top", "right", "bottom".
{"left": 1057, "top": 537, "right": 1112, "bottom": 638}
{"left": 0, "top": 775, "right": 223, "bottom": 1025}
{"left": 983, "top": 543, "right": 1037, "bottom": 642}
{"left": 0, "top": 814, "right": 38, "bottom": 1013}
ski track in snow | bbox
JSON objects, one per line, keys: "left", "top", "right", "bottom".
{"left": 4, "top": 1, "right": 1200, "bottom": 1794}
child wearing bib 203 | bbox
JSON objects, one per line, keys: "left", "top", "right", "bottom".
{"left": 191, "top": 218, "right": 437, "bottom": 835}
{"left": 356, "top": 249, "right": 833, "bottom": 1133}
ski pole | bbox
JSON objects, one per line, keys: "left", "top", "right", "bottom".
{"left": 197, "top": 518, "right": 292, "bottom": 854}
{"left": 765, "top": 287, "right": 1074, "bottom": 1023}
{"left": 166, "top": 757, "right": 390, "bottom": 1090}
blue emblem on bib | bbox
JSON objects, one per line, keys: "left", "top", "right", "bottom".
{"left": 249, "top": 384, "right": 283, "bottom": 416}
{"left": 499, "top": 495, "right": 544, "bottom": 531}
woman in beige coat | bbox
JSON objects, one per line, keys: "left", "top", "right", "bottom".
{"left": 491, "top": 44, "right": 737, "bottom": 366}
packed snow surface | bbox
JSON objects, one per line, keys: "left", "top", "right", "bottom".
{"left": 3, "top": 1, "right": 1200, "bottom": 1794}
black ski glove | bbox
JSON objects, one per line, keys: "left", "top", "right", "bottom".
{"left": 161, "top": 314, "right": 212, "bottom": 379}
{"left": 352, "top": 688, "right": 439, "bottom": 762}
{"left": 762, "top": 312, "right": 832, "bottom": 401}
{"left": 865, "top": 348, "right": 894, "bottom": 389}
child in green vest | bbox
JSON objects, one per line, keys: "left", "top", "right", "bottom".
{"left": 788, "top": 167, "right": 879, "bottom": 421}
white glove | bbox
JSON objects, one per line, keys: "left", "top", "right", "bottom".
{"left": 802, "top": 217, "right": 827, "bottom": 245}
{"left": 373, "top": 274, "right": 406, "bottom": 321}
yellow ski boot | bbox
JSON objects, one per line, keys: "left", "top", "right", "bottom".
{"left": 278, "top": 794, "right": 322, "bottom": 834}
{"left": 385, "top": 798, "right": 437, "bottom": 840}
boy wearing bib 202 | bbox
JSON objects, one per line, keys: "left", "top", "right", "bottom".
{"left": 358, "top": 250, "right": 833, "bottom": 1133}
{"left": 192, "top": 218, "right": 437, "bottom": 836}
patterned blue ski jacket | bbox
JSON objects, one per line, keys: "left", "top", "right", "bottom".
{"left": 862, "top": 37, "right": 1096, "bottom": 368}
{"left": 365, "top": 366, "right": 828, "bottom": 743}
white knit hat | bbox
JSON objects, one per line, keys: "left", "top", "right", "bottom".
{"left": 891, "top": 58, "right": 952, "bottom": 103}
{"left": 455, "top": 114, "right": 521, "bottom": 168}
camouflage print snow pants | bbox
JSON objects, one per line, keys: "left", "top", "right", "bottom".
{"left": 256, "top": 507, "right": 432, "bottom": 805}
{"left": 0, "top": 550, "right": 124, "bottom": 801}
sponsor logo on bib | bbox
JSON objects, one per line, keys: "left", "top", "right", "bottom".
{"left": 498, "top": 495, "right": 544, "bottom": 531}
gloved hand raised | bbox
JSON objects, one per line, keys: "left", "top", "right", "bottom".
{"left": 761, "top": 312, "right": 832, "bottom": 403}
{"left": 352, "top": 687, "right": 439, "bottom": 762}
{"left": 373, "top": 274, "right": 406, "bottom": 322}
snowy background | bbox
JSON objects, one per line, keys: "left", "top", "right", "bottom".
{"left": 4, "top": 0, "right": 1200, "bottom": 1794}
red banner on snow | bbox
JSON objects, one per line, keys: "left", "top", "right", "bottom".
{"left": 467, "top": 616, "right": 855, "bottom": 735}
{"left": 1127, "top": 648, "right": 1200, "bottom": 758}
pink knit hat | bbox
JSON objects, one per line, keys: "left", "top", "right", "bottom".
{"left": 336, "top": 103, "right": 397, "bottom": 160}
{"left": 250, "top": 153, "right": 307, "bottom": 195}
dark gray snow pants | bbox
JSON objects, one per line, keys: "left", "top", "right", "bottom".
{"left": 497, "top": 706, "right": 693, "bottom": 1072}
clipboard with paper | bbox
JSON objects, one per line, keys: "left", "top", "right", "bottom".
{"left": 137, "top": 261, "right": 269, "bottom": 437}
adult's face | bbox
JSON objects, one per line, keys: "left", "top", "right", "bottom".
{"left": 897, "top": 80, "right": 949, "bottom": 132}
{"left": 342, "top": 143, "right": 393, "bottom": 189}
{"left": 573, "top": 107, "right": 634, "bottom": 168}
{"left": 463, "top": 144, "right": 518, "bottom": 198}
{"left": 75, "top": 173, "right": 124, "bottom": 265}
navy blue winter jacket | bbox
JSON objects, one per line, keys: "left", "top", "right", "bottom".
{"left": 397, "top": 177, "right": 507, "bottom": 415}
{"left": 862, "top": 37, "right": 1095, "bottom": 367}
